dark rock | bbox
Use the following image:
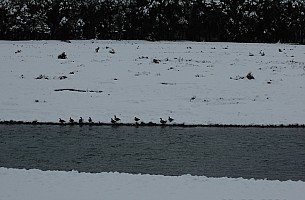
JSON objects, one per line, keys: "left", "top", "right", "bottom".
{"left": 58, "top": 52, "right": 67, "bottom": 59}
{"left": 246, "top": 72, "right": 255, "bottom": 80}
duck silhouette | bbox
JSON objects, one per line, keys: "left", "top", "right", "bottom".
{"left": 160, "top": 118, "right": 167, "bottom": 124}
{"left": 114, "top": 115, "right": 120, "bottom": 122}
{"left": 79, "top": 117, "right": 83, "bottom": 124}
{"left": 59, "top": 118, "right": 65, "bottom": 124}
{"left": 111, "top": 118, "right": 117, "bottom": 124}
{"left": 88, "top": 117, "right": 92, "bottom": 123}
{"left": 69, "top": 117, "right": 74, "bottom": 123}
{"left": 134, "top": 117, "right": 140, "bottom": 122}
{"left": 168, "top": 116, "right": 174, "bottom": 122}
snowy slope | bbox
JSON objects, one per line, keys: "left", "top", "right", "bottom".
{"left": 1, "top": 168, "right": 304, "bottom": 200}
{"left": 1, "top": 40, "right": 305, "bottom": 125}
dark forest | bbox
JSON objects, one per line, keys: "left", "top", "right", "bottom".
{"left": 0, "top": 0, "right": 304, "bottom": 43}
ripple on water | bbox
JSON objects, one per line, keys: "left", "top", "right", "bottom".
{"left": 0, "top": 125, "right": 304, "bottom": 181}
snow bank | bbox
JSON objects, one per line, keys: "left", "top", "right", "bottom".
{"left": 0, "top": 167, "right": 304, "bottom": 200}
{"left": 1, "top": 40, "right": 305, "bottom": 125}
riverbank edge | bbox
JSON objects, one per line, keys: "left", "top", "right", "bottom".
{"left": 1, "top": 120, "right": 305, "bottom": 128}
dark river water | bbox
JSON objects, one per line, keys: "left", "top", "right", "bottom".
{"left": 0, "top": 124, "right": 304, "bottom": 181}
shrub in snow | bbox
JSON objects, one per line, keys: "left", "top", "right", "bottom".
{"left": 259, "top": 50, "right": 265, "bottom": 56}
{"left": 109, "top": 49, "right": 115, "bottom": 54}
{"left": 58, "top": 52, "right": 67, "bottom": 59}
{"left": 246, "top": 72, "right": 255, "bottom": 80}
{"left": 153, "top": 58, "right": 160, "bottom": 64}
{"left": 195, "top": 74, "right": 204, "bottom": 77}
{"left": 230, "top": 75, "right": 244, "bottom": 80}
{"left": 139, "top": 56, "right": 149, "bottom": 59}
{"left": 58, "top": 76, "right": 67, "bottom": 80}
{"left": 190, "top": 96, "right": 196, "bottom": 101}
{"left": 36, "top": 74, "right": 49, "bottom": 80}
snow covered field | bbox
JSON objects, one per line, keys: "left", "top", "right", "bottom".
{"left": 1, "top": 40, "right": 305, "bottom": 199}
{"left": 1, "top": 40, "right": 305, "bottom": 125}
{"left": 1, "top": 167, "right": 304, "bottom": 200}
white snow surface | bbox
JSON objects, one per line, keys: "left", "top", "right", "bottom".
{"left": 1, "top": 167, "right": 304, "bottom": 200}
{"left": 1, "top": 40, "right": 305, "bottom": 125}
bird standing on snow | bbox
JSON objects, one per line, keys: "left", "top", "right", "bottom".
{"left": 114, "top": 115, "right": 120, "bottom": 122}
{"left": 111, "top": 118, "right": 117, "bottom": 124}
{"left": 168, "top": 116, "right": 174, "bottom": 122}
{"left": 79, "top": 117, "right": 83, "bottom": 124}
{"left": 59, "top": 118, "right": 65, "bottom": 124}
{"left": 134, "top": 117, "right": 140, "bottom": 122}
{"left": 160, "top": 118, "right": 167, "bottom": 124}
{"left": 69, "top": 117, "right": 74, "bottom": 123}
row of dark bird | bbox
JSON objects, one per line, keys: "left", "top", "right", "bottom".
{"left": 59, "top": 115, "right": 174, "bottom": 124}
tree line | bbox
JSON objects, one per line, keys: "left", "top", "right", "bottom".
{"left": 0, "top": 0, "right": 304, "bottom": 43}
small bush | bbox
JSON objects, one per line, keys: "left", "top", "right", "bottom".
{"left": 152, "top": 58, "right": 160, "bottom": 64}
{"left": 36, "top": 74, "right": 49, "bottom": 80}
{"left": 109, "top": 49, "right": 115, "bottom": 54}
{"left": 259, "top": 50, "right": 265, "bottom": 56}
{"left": 58, "top": 75, "right": 67, "bottom": 80}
